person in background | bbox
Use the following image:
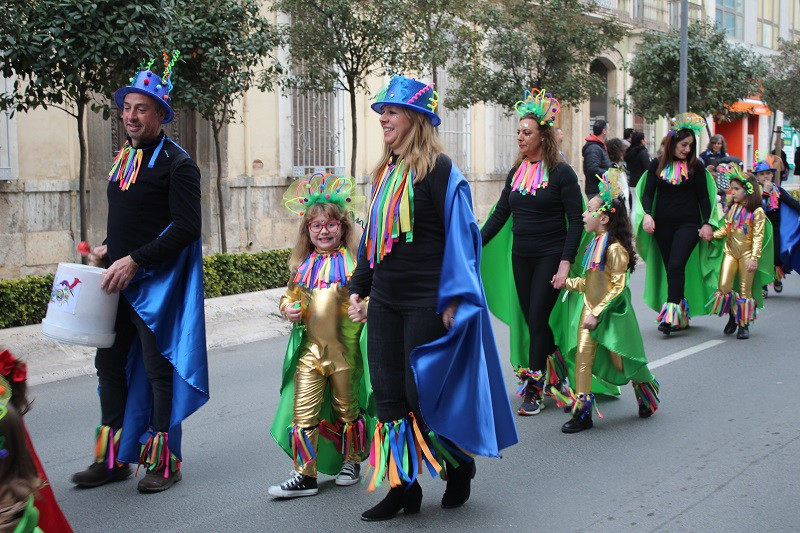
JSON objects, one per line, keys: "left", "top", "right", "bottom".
{"left": 606, "top": 138, "right": 630, "bottom": 214}
{"left": 699, "top": 134, "right": 728, "bottom": 173}
{"left": 582, "top": 119, "right": 611, "bottom": 197}
{"left": 625, "top": 131, "right": 651, "bottom": 189}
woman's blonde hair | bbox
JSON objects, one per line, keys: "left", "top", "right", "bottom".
{"left": 371, "top": 106, "right": 445, "bottom": 184}
{"left": 513, "top": 113, "right": 561, "bottom": 170}
{"left": 287, "top": 202, "right": 359, "bottom": 273}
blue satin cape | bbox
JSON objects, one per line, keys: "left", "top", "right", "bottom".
{"left": 117, "top": 238, "right": 210, "bottom": 463}
{"left": 409, "top": 166, "right": 519, "bottom": 457}
{"left": 776, "top": 189, "right": 800, "bottom": 273}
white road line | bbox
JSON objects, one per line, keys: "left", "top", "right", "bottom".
{"left": 648, "top": 339, "right": 726, "bottom": 370}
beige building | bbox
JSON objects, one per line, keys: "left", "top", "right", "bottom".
{"left": 0, "top": 0, "right": 792, "bottom": 279}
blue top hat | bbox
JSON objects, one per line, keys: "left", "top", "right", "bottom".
{"left": 753, "top": 160, "right": 776, "bottom": 173}
{"left": 371, "top": 75, "right": 440, "bottom": 127}
{"left": 114, "top": 70, "right": 175, "bottom": 124}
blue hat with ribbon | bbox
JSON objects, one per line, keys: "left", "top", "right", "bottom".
{"left": 752, "top": 150, "right": 776, "bottom": 173}
{"left": 371, "top": 75, "right": 440, "bottom": 127}
{"left": 113, "top": 52, "right": 180, "bottom": 124}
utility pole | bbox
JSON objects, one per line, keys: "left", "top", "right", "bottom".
{"left": 679, "top": 0, "right": 688, "bottom": 113}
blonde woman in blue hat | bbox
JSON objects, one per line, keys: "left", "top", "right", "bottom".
{"left": 348, "top": 75, "right": 517, "bottom": 521}
{"left": 71, "top": 53, "right": 209, "bottom": 494}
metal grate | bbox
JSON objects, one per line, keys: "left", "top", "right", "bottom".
{"left": 0, "top": 76, "right": 16, "bottom": 181}
{"left": 492, "top": 105, "right": 520, "bottom": 174}
{"left": 290, "top": 87, "right": 345, "bottom": 177}
{"left": 436, "top": 68, "right": 471, "bottom": 173}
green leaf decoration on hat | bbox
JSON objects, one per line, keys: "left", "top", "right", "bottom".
{"left": 513, "top": 88, "right": 560, "bottom": 126}
{"left": 670, "top": 112, "right": 706, "bottom": 134}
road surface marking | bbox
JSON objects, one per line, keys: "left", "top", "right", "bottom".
{"left": 649, "top": 339, "right": 726, "bottom": 370}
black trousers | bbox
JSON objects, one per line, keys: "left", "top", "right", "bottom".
{"left": 95, "top": 294, "right": 173, "bottom": 432}
{"left": 511, "top": 253, "right": 562, "bottom": 373}
{"left": 366, "top": 298, "right": 447, "bottom": 423}
{"left": 654, "top": 222, "right": 700, "bottom": 304}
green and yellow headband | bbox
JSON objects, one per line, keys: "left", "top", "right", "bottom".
{"left": 282, "top": 173, "right": 365, "bottom": 217}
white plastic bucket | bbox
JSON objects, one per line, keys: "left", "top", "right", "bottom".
{"left": 41, "top": 263, "right": 119, "bottom": 348}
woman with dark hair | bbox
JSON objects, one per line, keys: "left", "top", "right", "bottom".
{"left": 635, "top": 113, "right": 722, "bottom": 335}
{"left": 699, "top": 134, "right": 728, "bottom": 172}
{"left": 480, "top": 89, "right": 586, "bottom": 416}
{"left": 625, "top": 131, "right": 651, "bottom": 189}
{"left": 348, "top": 75, "right": 517, "bottom": 521}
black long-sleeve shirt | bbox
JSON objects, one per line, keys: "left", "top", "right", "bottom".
{"left": 480, "top": 161, "right": 584, "bottom": 261}
{"left": 349, "top": 154, "right": 451, "bottom": 307}
{"left": 641, "top": 158, "right": 711, "bottom": 226}
{"left": 106, "top": 132, "right": 202, "bottom": 267}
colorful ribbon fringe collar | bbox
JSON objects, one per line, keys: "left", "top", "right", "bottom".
{"left": 293, "top": 247, "right": 355, "bottom": 289}
{"left": 364, "top": 158, "right": 415, "bottom": 267}
{"left": 511, "top": 159, "right": 549, "bottom": 195}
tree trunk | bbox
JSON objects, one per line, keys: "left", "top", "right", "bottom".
{"left": 212, "top": 116, "right": 228, "bottom": 253}
{"left": 76, "top": 97, "right": 90, "bottom": 263}
{"left": 349, "top": 82, "right": 357, "bottom": 178}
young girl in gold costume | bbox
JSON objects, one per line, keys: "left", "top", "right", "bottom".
{"left": 268, "top": 173, "right": 372, "bottom": 498}
{"left": 559, "top": 179, "right": 660, "bottom": 433}
{"left": 707, "top": 167, "right": 770, "bottom": 340}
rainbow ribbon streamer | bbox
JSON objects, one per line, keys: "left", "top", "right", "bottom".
{"left": 632, "top": 379, "right": 660, "bottom": 416}
{"left": 94, "top": 424, "right": 122, "bottom": 469}
{"left": 582, "top": 232, "right": 609, "bottom": 272}
{"left": 137, "top": 430, "right": 180, "bottom": 477}
{"left": 319, "top": 417, "right": 366, "bottom": 457}
{"left": 108, "top": 141, "right": 143, "bottom": 191}
{"left": 734, "top": 296, "right": 757, "bottom": 326}
{"left": 289, "top": 425, "right": 317, "bottom": 468}
{"left": 764, "top": 187, "right": 780, "bottom": 211}
{"left": 293, "top": 248, "right": 355, "bottom": 289}
{"left": 725, "top": 204, "right": 754, "bottom": 233}
{"left": 656, "top": 298, "right": 690, "bottom": 328}
{"left": 510, "top": 159, "right": 549, "bottom": 195}
{"left": 660, "top": 160, "right": 688, "bottom": 185}
{"left": 364, "top": 159, "right": 415, "bottom": 267}
{"left": 706, "top": 289, "right": 735, "bottom": 316}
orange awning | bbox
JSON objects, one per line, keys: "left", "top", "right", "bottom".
{"left": 730, "top": 101, "right": 771, "bottom": 116}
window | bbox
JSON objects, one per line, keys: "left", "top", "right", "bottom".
{"left": 757, "top": 0, "right": 779, "bottom": 49}
{"left": 715, "top": 0, "right": 743, "bottom": 40}
{"left": 290, "top": 86, "right": 345, "bottom": 177}
{"left": 490, "top": 105, "right": 519, "bottom": 174}
{"left": 791, "top": 0, "right": 800, "bottom": 42}
{"left": 0, "top": 76, "right": 18, "bottom": 181}
{"left": 435, "top": 68, "right": 471, "bottom": 173}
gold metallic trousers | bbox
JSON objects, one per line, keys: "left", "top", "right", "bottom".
{"left": 574, "top": 307, "right": 623, "bottom": 395}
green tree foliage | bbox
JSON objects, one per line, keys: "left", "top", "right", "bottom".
{"left": 0, "top": 0, "right": 171, "bottom": 246}
{"left": 270, "top": 0, "right": 408, "bottom": 177}
{"left": 628, "top": 21, "right": 768, "bottom": 121}
{"left": 763, "top": 39, "right": 800, "bottom": 125}
{"left": 446, "top": 0, "right": 626, "bottom": 109}
{"left": 173, "top": 0, "right": 278, "bottom": 253}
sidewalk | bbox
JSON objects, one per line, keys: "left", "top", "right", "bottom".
{"left": 0, "top": 288, "right": 291, "bottom": 386}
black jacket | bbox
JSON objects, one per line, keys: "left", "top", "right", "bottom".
{"left": 582, "top": 138, "right": 611, "bottom": 197}
{"left": 624, "top": 143, "right": 651, "bottom": 188}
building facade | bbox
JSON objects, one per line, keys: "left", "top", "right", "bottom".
{"left": 0, "top": 0, "right": 794, "bottom": 279}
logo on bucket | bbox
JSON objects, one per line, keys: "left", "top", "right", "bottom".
{"left": 50, "top": 276, "right": 83, "bottom": 314}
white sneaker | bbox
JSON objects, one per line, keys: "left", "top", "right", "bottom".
{"left": 335, "top": 460, "right": 361, "bottom": 486}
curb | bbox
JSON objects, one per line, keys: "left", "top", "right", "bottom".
{"left": 0, "top": 288, "right": 292, "bottom": 386}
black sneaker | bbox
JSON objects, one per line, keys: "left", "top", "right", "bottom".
{"left": 774, "top": 280, "right": 783, "bottom": 293}
{"left": 736, "top": 325, "right": 750, "bottom": 340}
{"left": 268, "top": 472, "right": 318, "bottom": 498}
{"left": 71, "top": 462, "right": 131, "bottom": 488}
{"left": 762, "top": 286, "right": 769, "bottom": 299}
{"left": 518, "top": 387, "right": 542, "bottom": 416}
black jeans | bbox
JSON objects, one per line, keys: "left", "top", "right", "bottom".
{"left": 511, "top": 253, "right": 562, "bottom": 373}
{"left": 95, "top": 295, "right": 173, "bottom": 432}
{"left": 366, "top": 298, "right": 447, "bottom": 423}
{"left": 654, "top": 222, "right": 700, "bottom": 304}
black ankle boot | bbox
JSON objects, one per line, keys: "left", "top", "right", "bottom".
{"left": 361, "top": 481, "right": 422, "bottom": 521}
{"left": 561, "top": 413, "right": 593, "bottom": 433}
{"left": 736, "top": 325, "right": 750, "bottom": 339}
{"left": 723, "top": 313, "right": 737, "bottom": 335}
{"left": 441, "top": 460, "right": 476, "bottom": 509}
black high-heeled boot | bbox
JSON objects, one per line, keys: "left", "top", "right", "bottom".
{"left": 441, "top": 460, "right": 476, "bottom": 509}
{"left": 361, "top": 480, "right": 422, "bottom": 521}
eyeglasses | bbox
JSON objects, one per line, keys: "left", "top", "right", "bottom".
{"left": 307, "top": 220, "right": 342, "bottom": 234}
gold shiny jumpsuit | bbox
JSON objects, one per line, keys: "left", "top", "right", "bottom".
{"left": 279, "top": 277, "right": 363, "bottom": 477}
{"left": 564, "top": 238, "right": 627, "bottom": 395}
{"left": 713, "top": 206, "right": 765, "bottom": 299}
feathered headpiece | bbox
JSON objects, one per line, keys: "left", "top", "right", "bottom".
{"left": 718, "top": 162, "right": 753, "bottom": 194}
{"left": 282, "top": 173, "right": 365, "bottom": 217}
{"left": 514, "top": 88, "right": 560, "bottom": 126}
{"left": 594, "top": 172, "right": 617, "bottom": 216}
{"left": 669, "top": 112, "right": 706, "bottom": 135}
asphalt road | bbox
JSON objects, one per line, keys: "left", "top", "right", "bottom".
{"left": 25, "top": 267, "right": 800, "bottom": 532}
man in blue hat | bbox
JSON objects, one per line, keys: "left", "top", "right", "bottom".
{"left": 71, "top": 57, "right": 209, "bottom": 494}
